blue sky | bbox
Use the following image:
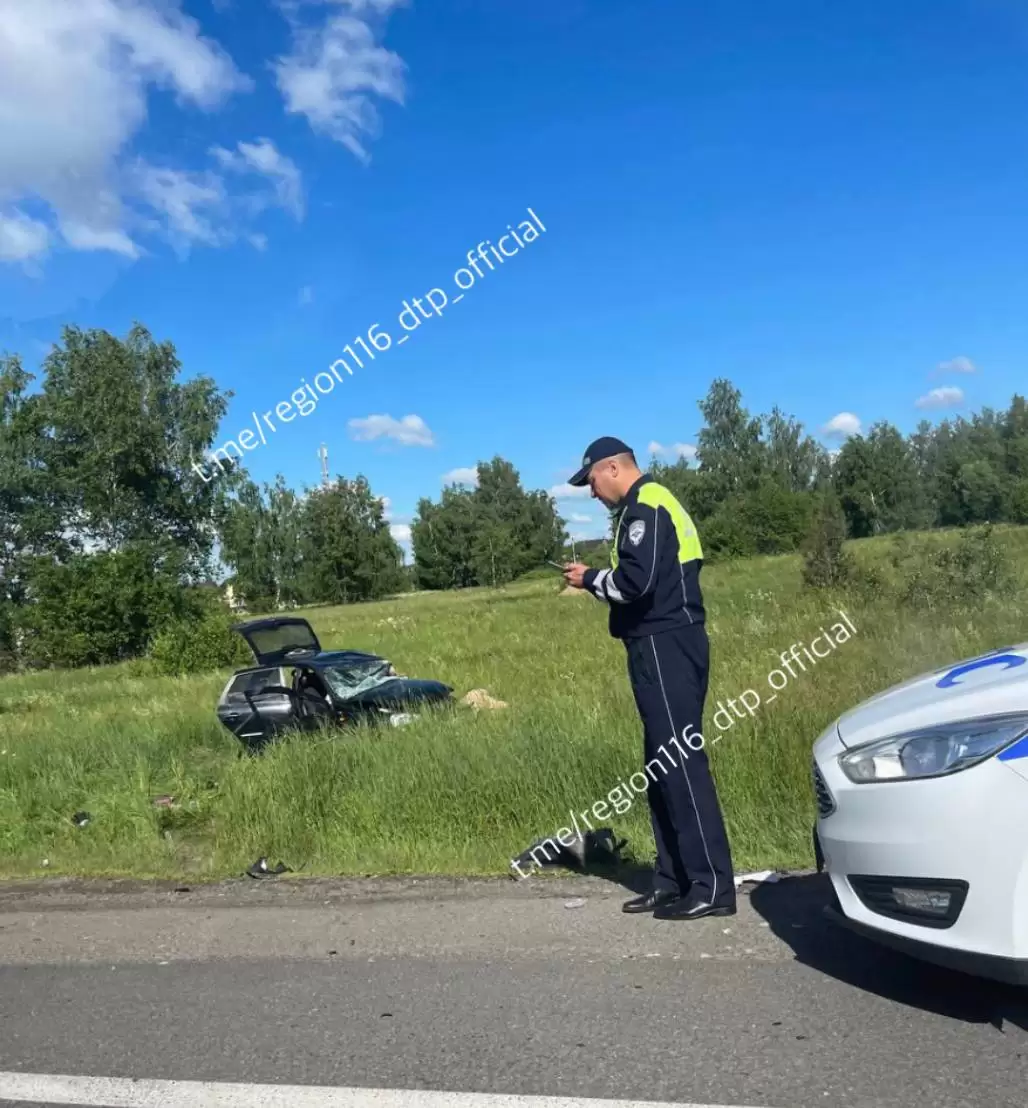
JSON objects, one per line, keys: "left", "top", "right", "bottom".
{"left": 2, "top": 0, "right": 1028, "bottom": 554}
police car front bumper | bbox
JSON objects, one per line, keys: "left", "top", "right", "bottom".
{"left": 812, "top": 722, "right": 1028, "bottom": 984}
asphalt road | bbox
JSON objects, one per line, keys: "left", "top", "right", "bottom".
{"left": 1, "top": 870, "right": 1027, "bottom": 1108}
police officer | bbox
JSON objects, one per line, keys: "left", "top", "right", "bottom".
{"left": 562, "top": 437, "right": 736, "bottom": 920}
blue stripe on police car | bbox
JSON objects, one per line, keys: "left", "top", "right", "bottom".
{"left": 935, "top": 652, "right": 1026, "bottom": 690}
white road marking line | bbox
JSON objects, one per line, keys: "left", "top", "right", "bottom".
{"left": 0, "top": 1072, "right": 771, "bottom": 1108}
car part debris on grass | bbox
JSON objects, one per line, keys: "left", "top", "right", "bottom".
{"left": 71, "top": 811, "right": 90, "bottom": 828}
{"left": 245, "top": 857, "right": 292, "bottom": 879}
{"left": 510, "top": 828, "right": 627, "bottom": 877}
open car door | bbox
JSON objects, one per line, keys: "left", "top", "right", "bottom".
{"left": 216, "top": 665, "right": 336, "bottom": 753}
{"left": 216, "top": 666, "right": 298, "bottom": 752}
{"left": 232, "top": 617, "right": 321, "bottom": 666}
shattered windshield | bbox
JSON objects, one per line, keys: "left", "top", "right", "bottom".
{"left": 322, "top": 657, "right": 398, "bottom": 700}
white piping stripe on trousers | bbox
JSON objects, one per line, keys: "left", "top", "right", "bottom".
{"left": 648, "top": 635, "right": 718, "bottom": 904}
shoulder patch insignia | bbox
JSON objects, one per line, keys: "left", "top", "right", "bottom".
{"left": 628, "top": 519, "right": 646, "bottom": 546}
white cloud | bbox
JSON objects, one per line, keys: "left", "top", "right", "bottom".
{"left": 568, "top": 513, "right": 592, "bottom": 524}
{"left": 648, "top": 440, "right": 697, "bottom": 463}
{"left": 0, "top": 210, "right": 51, "bottom": 263}
{"left": 549, "top": 482, "right": 592, "bottom": 500}
{"left": 60, "top": 220, "right": 139, "bottom": 258}
{"left": 0, "top": 0, "right": 251, "bottom": 263}
{"left": 379, "top": 495, "right": 392, "bottom": 518}
{"left": 389, "top": 522, "right": 411, "bottom": 542}
{"left": 273, "top": 0, "right": 407, "bottom": 161}
{"left": 127, "top": 137, "right": 304, "bottom": 256}
{"left": 821, "top": 412, "right": 862, "bottom": 441}
{"left": 937, "top": 356, "right": 976, "bottom": 374}
{"left": 211, "top": 137, "right": 304, "bottom": 220}
{"left": 442, "top": 466, "right": 478, "bottom": 487}
{"left": 132, "top": 162, "right": 229, "bottom": 251}
{"left": 348, "top": 413, "right": 435, "bottom": 447}
{"left": 916, "top": 386, "right": 964, "bottom": 410}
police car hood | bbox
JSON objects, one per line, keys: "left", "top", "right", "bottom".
{"left": 835, "top": 642, "right": 1028, "bottom": 749}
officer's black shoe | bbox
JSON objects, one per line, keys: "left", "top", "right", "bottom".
{"left": 652, "top": 890, "right": 736, "bottom": 921}
{"left": 621, "top": 888, "right": 681, "bottom": 914}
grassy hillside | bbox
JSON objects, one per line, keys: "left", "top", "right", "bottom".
{"left": 1, "top": 526, "right": 1026, "bottom": 881}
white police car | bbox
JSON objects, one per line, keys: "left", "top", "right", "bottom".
{"left": 813, "top": 642, "right": 1028, "bottom": 984}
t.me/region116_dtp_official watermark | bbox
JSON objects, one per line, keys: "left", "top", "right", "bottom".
{"left": 511, "top": 610, "right": 858, "bottom": 878}
{"left": 191, "top": 208, "right": 548, "bottom": 483}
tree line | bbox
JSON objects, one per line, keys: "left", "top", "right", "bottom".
{"left": 0, "top": 324, "right": 567, "bottom": 668}
{"left": 0, "top": 323, "right": 1025, "bottom": 671}
{"left": 646, "top": 379, "right": 1028, "bottom": 559}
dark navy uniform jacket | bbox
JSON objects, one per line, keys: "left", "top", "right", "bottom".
{"left": 580, "top": 474, "right": 706, "bottom": 640}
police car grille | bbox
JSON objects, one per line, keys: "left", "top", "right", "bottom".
{"left": 812, "top": 761, "right": 835, "bottom": 818}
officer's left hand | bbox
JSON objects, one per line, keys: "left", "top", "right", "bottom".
{"left": 563, "top": 562, "right": 588, "bottom": 588}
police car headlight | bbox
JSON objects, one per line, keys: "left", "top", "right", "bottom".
{"left": 838, "top": 713, "right": 1028, "bottom": 783}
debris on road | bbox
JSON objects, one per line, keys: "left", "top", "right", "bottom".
{"left": 734, "top": 870, "right": 782, "bottom": 887}
{"left": 460, "top": 689, "right": 508, "bottom": 710}
{"left": 564, "top": 898, "right": 586, "bottom": 909}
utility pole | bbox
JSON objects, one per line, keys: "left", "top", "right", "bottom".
{"left": 318, "top": 443, "right": 329, "bottom": 488}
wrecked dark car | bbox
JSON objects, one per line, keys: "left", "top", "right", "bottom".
{"left": 216, "top": 616, "right": 453, "bottom": 752}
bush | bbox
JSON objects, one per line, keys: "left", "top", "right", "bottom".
{"left": 147, "top": 608, "right": 253, "bottom": 675}
{"left": 704, "top": 480, "right": 814, "bottom": 561}
{"left": 1009, "top": 479, "right": 1028, "bottom": 525}
{"left": 17, "top": 544, "right": 194, "bottom": 669}
{"left": 893, "top": 525, "right": 1013, "bottom": 611}
{"left": 802, "top": 489, "right": 854, "bottom": 589}
{"left": 846, "top": 526, "right": 1015, "bottom": 612}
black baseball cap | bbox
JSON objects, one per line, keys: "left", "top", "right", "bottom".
{"left": 568, "top": 436, "right": 634, "bottom": 486}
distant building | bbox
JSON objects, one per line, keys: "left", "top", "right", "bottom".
{"left": 222, "top": 582, "right": 246, "bottom": 612}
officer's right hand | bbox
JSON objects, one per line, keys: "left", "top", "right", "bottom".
{"left": 563, "top": 562, "right": 588, "bottom": 588}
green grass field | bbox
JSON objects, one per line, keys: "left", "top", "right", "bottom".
{"left": 2, "top": 528, "right": 1027, "bottom": 882}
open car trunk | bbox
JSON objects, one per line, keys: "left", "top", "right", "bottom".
{"left": 233, "top": 617, "right": 321, "bottom": 665}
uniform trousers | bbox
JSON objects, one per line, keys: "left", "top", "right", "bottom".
{"left": 625, "top": 625, "right": 735, "bottom": 905}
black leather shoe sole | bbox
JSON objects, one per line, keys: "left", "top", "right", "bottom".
{"left": 652, "top": 901, "right": 737, "bottom": 921}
